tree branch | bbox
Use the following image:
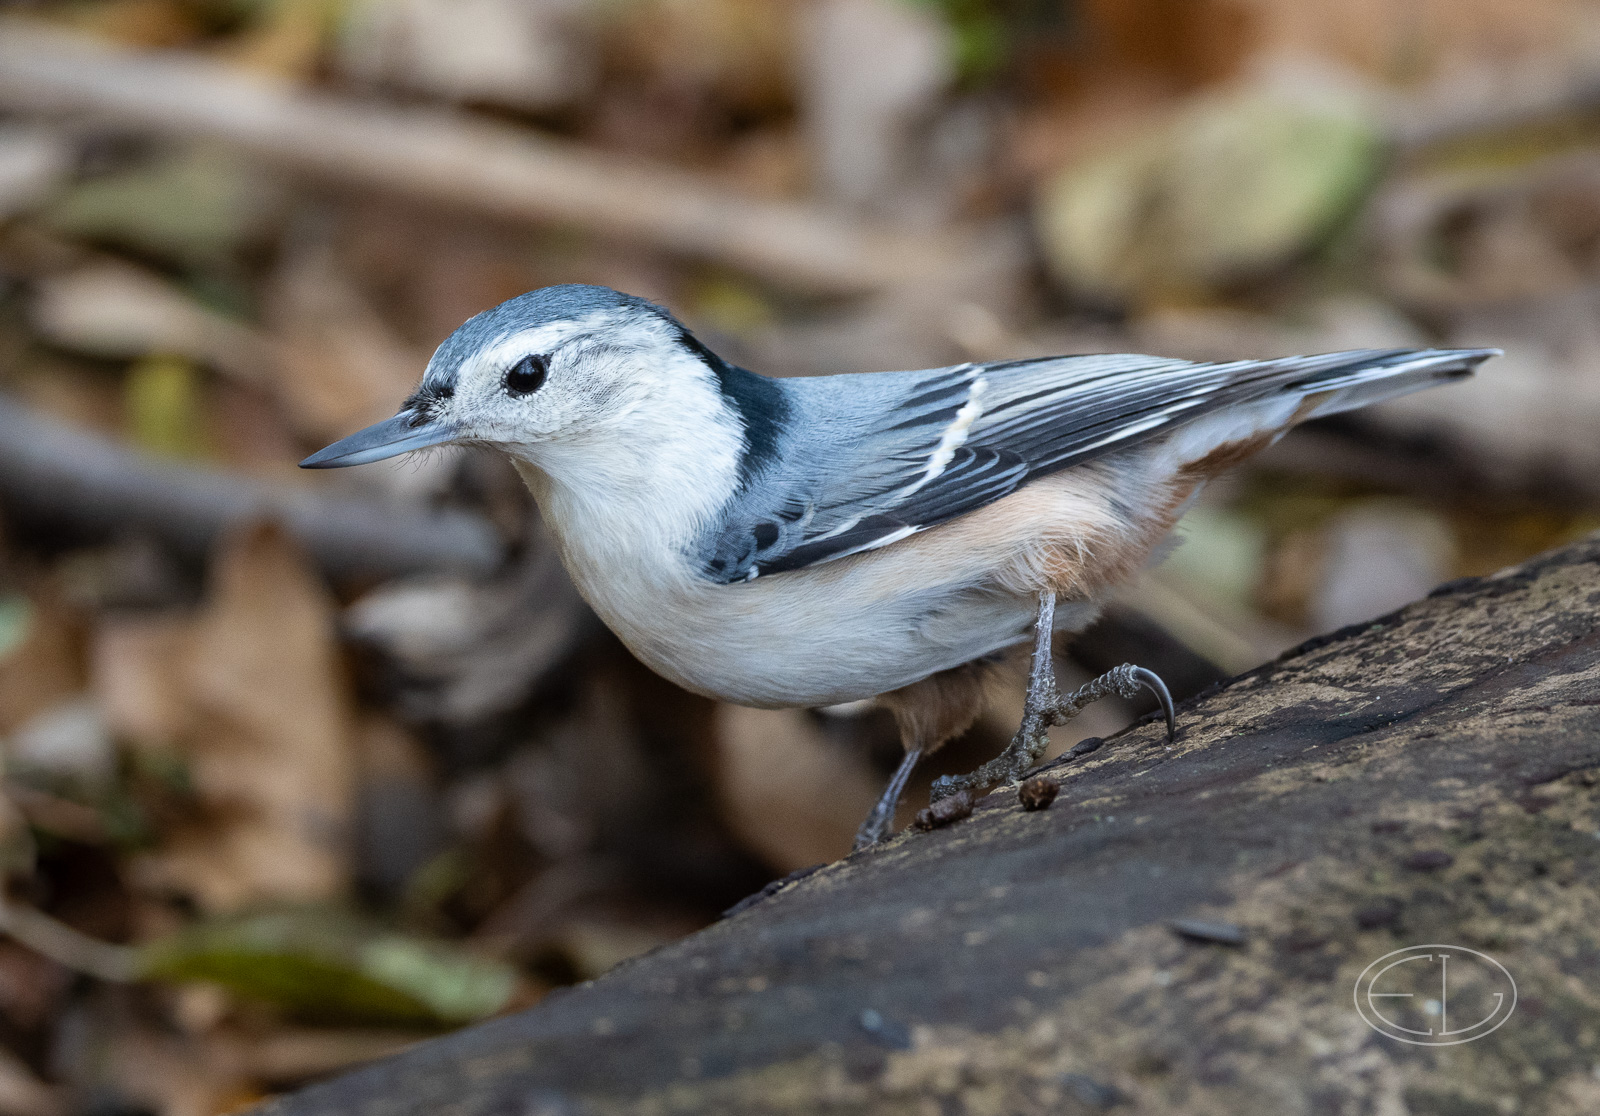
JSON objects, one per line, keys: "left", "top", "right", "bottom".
{"left": 0, "top": 396, "right": 502, "bottom": 579}
{"left": 0, "top": 20, "right": 966, "bottom": 296}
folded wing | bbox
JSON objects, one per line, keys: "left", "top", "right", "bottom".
{"left": 700, "top": 347, "right": 1495, "bottom": 583}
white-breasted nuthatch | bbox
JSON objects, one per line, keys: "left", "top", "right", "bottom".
{"left": 303, "top": 285, "right": 1495, "bottom": 848}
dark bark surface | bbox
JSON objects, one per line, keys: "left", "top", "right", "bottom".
{"left": 260, "top": 535, "right": 1600, "bottom": 1116}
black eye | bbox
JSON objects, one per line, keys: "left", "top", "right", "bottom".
{"left": 504, "top": 354, "right": 548, "bottom": 396}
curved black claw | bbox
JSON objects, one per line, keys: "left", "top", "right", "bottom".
{"left": 1130, "top": 666, "right": 1177, "bottom": 741}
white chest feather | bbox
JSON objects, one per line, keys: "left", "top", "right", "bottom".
{"left": 514, "top": 442, "right": 1151, "bottom": 709}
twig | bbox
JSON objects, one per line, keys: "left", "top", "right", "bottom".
{"left": 0, "top": 892, "right": 140, "bottom": 983}
{"left": 3, "top": 781, "right": 108, "bottom": 844}
{"left": 0, "top": 20, "right": 965, "bottom": 295}
{"left": 29, "top": 260, "right": 277, "bottom": 385}
{"left": 0, "top": 395, "right": 503, "bottom": 579}
{"left": 1385, "top": 58, "right": 1600, "bottom": 152}
{"left": 469, "top": 858, "right": 620, "bottom": 960}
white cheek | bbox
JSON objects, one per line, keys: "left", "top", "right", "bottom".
{"left": 530, "top": 353, "right": 744, "bottom": 553}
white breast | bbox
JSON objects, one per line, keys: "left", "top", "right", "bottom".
{"left": 520, "top": 450, "right": 1157, "bottom": 708}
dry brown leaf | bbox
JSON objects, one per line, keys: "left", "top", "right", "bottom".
{"left": 84, "top": 1018, "right": 256, "bottom": 1116}
{"left": 205, "top": 380, "right": 308, "bottom": 473}
{"left": 226, "top": 0, "right": 340, "bottom": 80}
{"left": 338, "top": 0, "right": 598, "bottom": 112}
{"left": 0, "top": 1045, "right": 62, "bottom": 1116}
{"left": 91, "top": 613, "right": 194, "bottom": 748}
{"left": 59, "top": 0, "right": 204, "bottom": 49}
{"left": 602, "top": 0, "right": 795, "bottom": 120}
{"left": 0, "top": 127, "right": 73, "bottom": 223}
{"left": 265, "top": 245, "right": 427, "bottom": 443}
{"left": 1076, "top": 0, "right": 1256, "bottom": 88}
{"left": 7, "top": 360, "right": 125, "bottom": 438}
{"left": 549, "top": 908, "right": 701, "bottom": 981}
{"left": 205, "top": 1025, "right": 422, "bottom": 1087}
{"left": 1075, "top": 0, "right": 1595, "bottom": 90}
{"left": 712, "top": 705, "right": 882, "bottom": 873}
{"left": 29, "top": 262, "right": 276, "bottom": 385}
{"left": 130, "top": 521, "right": 356, "bottom": 911}
{"left": 0, "top": 941, "right": 70, "bottom": 1033}
{"left": 355, "top": 715, "right": 444, "bottom": 894}
{"left": 0, "top": 585, "right": 86, "bottom": 739}
{"left": 1237, "top": 0, "right": 1596, "bottom": 80}
{"left": 0, "top": 786, "right": 37, "bottom": 875}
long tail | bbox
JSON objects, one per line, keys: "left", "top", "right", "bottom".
{"left": 1259, "top": 347, "right": 1497, "bottom": 421}
{"left": 1151, "top": 347, "right": 1497, "bottom": 474}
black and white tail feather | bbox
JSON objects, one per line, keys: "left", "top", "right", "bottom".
{"left": 701, "top": 347, "right": 1495, "bottom": 583}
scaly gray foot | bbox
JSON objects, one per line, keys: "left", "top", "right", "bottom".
{"left": 930, "top": 592, "right": 1177, "bottom": 802}
{"left": 853, "top": 746, "right": 924, "bottom": 849}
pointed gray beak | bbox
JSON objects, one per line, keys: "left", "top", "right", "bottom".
{"left": 300, "top": 411, "right": 458, "bottom": 469}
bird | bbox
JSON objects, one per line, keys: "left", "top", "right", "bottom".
{"left": 302, "top": 284, "right": 1495, "bottom": 849}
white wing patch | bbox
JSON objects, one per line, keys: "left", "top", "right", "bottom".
{"left": 787, "top": 375, "right": 989, "bottom": 550}
{"left": 853, "top": 524, "right": 920, "bottom": 553}
{"left": 897, "top": 376, "right": 987, "bottom": 501}
{"left": 925, "top": 377, "right": 987, "bottom": 482}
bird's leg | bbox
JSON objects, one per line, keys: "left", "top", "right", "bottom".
{"left": 930, "top": 591, "right": 1177, "bottom": 801}
{"left": 853, "top": 744, "right": 924, "bottom": 851}
{"left": 928, "top": 590, "right": 1060, "bottom": 799}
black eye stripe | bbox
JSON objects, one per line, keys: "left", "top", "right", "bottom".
{"left": 505, "top": 354, "right": 549, "bottom": 396}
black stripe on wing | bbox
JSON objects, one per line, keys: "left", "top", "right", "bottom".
{"left": 753, "top": 514, "right": 909, "bottom": 576}
{"left": 966, "top": 349, "right": 1411, "bottom": 476}
{"left": 753, "top": 446, "right": 1028, "bottom": 576}
{"left": 880, "top": 365, "right": 980, "bottom": 433}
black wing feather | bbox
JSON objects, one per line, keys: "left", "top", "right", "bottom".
{"left": 700, "top": 347, "right": 1490, "bottom": 583}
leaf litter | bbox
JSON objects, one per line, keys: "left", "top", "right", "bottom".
{"left": 2, "top": 0, "right": 1600, "bottom": 1110}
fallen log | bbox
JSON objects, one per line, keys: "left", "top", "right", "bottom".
{"left": 260, "top": 533, "right": 1600, "bottom": 1114}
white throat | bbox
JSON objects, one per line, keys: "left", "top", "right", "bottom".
{"left": 508, "top": 349, "right": 746, "bottom": 587}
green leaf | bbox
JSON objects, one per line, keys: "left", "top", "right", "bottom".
{"left": 125, "top": 354, "right": 207, "bottom": 460}
{"left": 0, "top": 595, "right": 32, "bottom": 661}
{"left": 138, "top": 907, "right": 517, "bottom": 1026}
{"left": 1166, "top": 507, "right": 1268, "bottom": 608}
{"left": 1038, "top": 88, "right": 1385, "bottom": 304}
{"left": 44, "top": 146, "right": 282, "bottom": 269}
{"left": 905, "top": 0, "right": 1020, "bottom": 82}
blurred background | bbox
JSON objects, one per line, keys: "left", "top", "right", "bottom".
{"left": 1, "top": 0, "right": 1600, "bottom": 1110}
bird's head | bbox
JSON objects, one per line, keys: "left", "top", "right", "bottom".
{"left": 300, "top": 284, "right": 725, "bottom": 470}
